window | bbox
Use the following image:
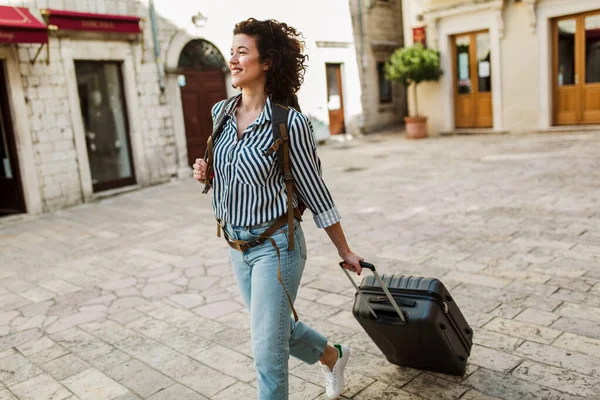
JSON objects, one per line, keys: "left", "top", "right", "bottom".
{"left": 585, "top": 14, "right": 600, "bottom": 83}
{"left": 557, "top": 19, "right": 576, "bottom": 86}
{"left": 75, "top": 62, "right": 135, "bottom": 192}
{"left": 377, "top": 62, "right": 392, "bottom": 104}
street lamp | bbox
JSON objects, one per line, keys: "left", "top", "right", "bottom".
{"left": 191, "top": 12, "right": 208, "bottom": 28}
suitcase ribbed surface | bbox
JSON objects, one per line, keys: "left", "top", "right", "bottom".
{"left": 361, "top": 274, "right": 438, "bottom": 291}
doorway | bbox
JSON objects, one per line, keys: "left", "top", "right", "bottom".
{"left": 553, "top": 10, "right": 600, "bottom": 125}
{"left": 326, "top": 64, "right": 346, "bottom": 134}
{"left": 452, "top": 31, "right": 493, "bottom": 128}
{"left": 75, "top": 61, "right": 136, "bottom": 192}
{"left": 180, "top": 70, "right": 227, "bottom": 166}
{"left": 178, "top": 40, "right": 228, "bottom": 166}
{"left": 0, "top": 61, "right": 26, "bottom": 216}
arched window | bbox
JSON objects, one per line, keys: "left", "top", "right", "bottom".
{"left": 178, "top": 39, "right": 226, "bottom": 70}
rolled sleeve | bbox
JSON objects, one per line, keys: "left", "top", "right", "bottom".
{"left": 313, "top": 206, "right": 342, "bottom": 229}
{"left": 289, "top": 112, "right": 341, "bottom": 229}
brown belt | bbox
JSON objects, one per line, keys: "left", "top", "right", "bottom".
{"left": 219, "top": 210, "right": 303, "bottom": 321}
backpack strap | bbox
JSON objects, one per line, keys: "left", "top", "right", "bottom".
{"left": 202, "top": 96, "right": 238, "bottom": 195}
{"left": 271, "top": 96, "right": 298, "bottom": 251}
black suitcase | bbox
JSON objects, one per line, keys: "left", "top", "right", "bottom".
{"left": 342, "top": 261, "right": 473, "bottom": 376}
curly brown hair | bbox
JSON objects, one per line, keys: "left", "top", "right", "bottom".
{"left": 233, "top": 18, "right": 308, "bottom": 101}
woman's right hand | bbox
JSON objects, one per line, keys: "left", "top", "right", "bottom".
{"left": 193, "top": 158, "right": 208, "bottom": 183}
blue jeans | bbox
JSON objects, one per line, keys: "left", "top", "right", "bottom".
{"left": 224, "top": 219, "right": 328, "bottom": 400}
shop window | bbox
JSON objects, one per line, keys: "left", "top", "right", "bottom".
{"left": 75, "top": 61, "right": 135, "bottom": 192}
{"left": 377, "top": 62, "right": 392, "bottom": 104}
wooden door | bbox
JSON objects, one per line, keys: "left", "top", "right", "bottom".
{"left": 0, "top": 62, "right": 26, "bottom": 216}
{"left": 326, "top": 64, "right": 346, "bottom": 134}
{"left": 180, "top": 70, "right": 227, "bottom": 166}
{"left": 554, "top": 10, "right": 600, "bottom": 125}
{"left": 453, "top": 31, "right": 493, "bottom": 128}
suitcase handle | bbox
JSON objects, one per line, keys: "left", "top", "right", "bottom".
{"left": 339, "top": 261, "right": 408, "bottom": 324}
{"left": 370, "top": 297, "right": 416, "bottom": 307}
{"left": 358, "top": 261, "right": 375, "bottom": 271}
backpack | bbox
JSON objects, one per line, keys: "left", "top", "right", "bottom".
{"left": 202, "top": 94, "right": 306, "bottom": 252}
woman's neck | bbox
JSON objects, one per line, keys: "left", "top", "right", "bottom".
{"left": 239, "top": 87, "right": 268, "bottom": 114}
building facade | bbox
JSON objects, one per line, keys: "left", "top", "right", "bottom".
{"left": 0, "top": 0, "right": 375, "bottom": 217}
{"left": 402, "top": 0, "right": 600, "bottom": 135}
{"left": 351, "top": 0, "right": 408, "bottom": 132}
{"left": 1, "top": 0, "right": 184, "bottom": 217}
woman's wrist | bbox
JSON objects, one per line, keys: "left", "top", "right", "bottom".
{"left": 338, "top": 247, "right": 352, "bottom": 258}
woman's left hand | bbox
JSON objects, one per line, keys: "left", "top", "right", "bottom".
{"left": 340, "top": 250, "right": 364, "bottom": 275}
{"left": 193, "top": 158, "right": 208, "bottom": 183}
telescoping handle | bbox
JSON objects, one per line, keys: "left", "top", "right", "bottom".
{"left": 339, "top": 261, "right": 407, "bottom": 324}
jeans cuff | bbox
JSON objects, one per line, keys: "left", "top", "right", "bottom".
{"left": 290, "top": 321, "right": 328, "bottom": 364}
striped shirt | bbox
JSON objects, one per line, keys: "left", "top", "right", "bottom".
{"left": 210, "top": 95, "right": 341, "bottom": 229}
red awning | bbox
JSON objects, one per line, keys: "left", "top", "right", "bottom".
{"left": 0, "top": 6, "right": 48, "bottom": 44}
{"left": 41, "top": 9, "right": 141, "bottom": 34}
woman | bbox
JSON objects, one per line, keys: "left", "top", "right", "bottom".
{"left": 193, "top": 18, "right": 363, "bottom": 400}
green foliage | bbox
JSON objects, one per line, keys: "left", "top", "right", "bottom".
{"left": 385, "top": 44, "right": 442, "bottom": 87}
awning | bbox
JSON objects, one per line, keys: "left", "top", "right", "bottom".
{"left": 41, "top": 9, "right": 141, "bottom": 34}
{"left": 0, "top": 6, "right": 48, "bottom": 44}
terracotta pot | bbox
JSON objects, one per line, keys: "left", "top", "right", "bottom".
{"left": 404, "top": 116, "right": 428, "bottom": 139}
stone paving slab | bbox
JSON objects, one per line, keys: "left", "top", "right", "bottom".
{"left": 1, "top": 131, "right": 600, "bottom": 399}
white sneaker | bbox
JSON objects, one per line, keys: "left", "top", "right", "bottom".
{"left": 320, "top": 344, "right": 351, "bottom": 399}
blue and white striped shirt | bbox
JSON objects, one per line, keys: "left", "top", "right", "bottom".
{"left": 210, "top": 95, "right": 341, "bottom": 229}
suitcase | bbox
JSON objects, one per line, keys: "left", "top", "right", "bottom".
{"left": 341, "top": 261, "right": 473, "bottom": 376}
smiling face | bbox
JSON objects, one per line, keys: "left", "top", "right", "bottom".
{"left": 229, "top": 34, "right": 270, "bottom": 90}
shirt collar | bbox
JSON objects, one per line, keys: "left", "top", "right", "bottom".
{"left": 224, "top": 94, "right": 272, "bottom": 124}
{"left": 224, "top": 93, "right": 242, "bottom": 116}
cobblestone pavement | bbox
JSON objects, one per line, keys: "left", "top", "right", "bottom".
{"left": 1, "top": 131, "right": 600, "bottom": 400}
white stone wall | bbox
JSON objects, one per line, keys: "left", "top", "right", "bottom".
{"left": 500, "top": 2, "right": 539, "bottom": 133}
{"left": 18, "top": 39, "right": 81, "bottom": 211}
{"left": 1, "top": 0, "right": 183, "bottom": 212}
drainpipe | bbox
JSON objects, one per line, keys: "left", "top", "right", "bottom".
{"left": 149, "top": 0, "right": 166, "bottom": 91}
{"left": 357, "top": 0, "right": 367, "bottom": 71}
{"left": 356, "top": 0, "right": 368, "bottom": 133}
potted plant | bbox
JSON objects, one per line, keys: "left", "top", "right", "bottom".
{"left": 386, "top": 43, "right": 443, "bottom": 139}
